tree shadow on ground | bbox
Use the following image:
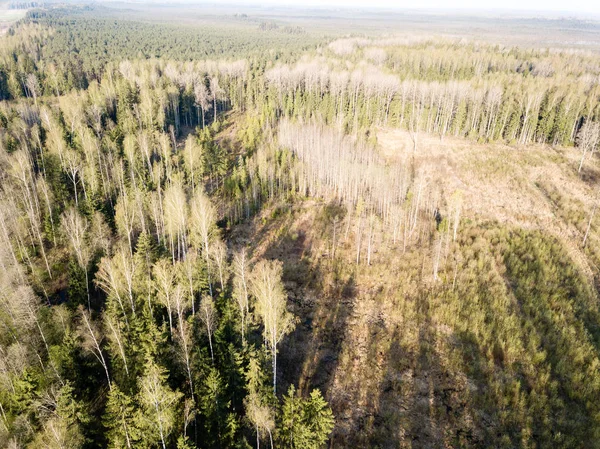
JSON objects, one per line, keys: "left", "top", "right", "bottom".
{"left": 363, "top": 287, "right": 462, "bottom": 449}
{"left": 259, "top": 217, "right": 359, "bottom": 402}
{"left": 579, "top": 163, "right": 600, "bottom": 185}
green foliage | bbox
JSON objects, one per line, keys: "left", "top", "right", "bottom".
{"left": 67, "top": 260, "right": 87, "bottom": 309}
{"left": 177, "top": 436, "right": 195, "bottom": 449}
{"left": 433, "top": 226, "right": 600, "bottom": 448}
{"left": 104, "top": 386, "right": 140, "bottom": 448}
{"left": 30, "top": 382, "right": 88, "bottom": 449}
{"left": 277, "top": 385, "right": 334, "bottom": 449}
{"left": 196, "top": 366, "right": 231, "bottom": 449}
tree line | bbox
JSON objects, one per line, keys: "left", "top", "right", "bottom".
{"left": 264, "top": 49, "right": 600, "bottom": 147}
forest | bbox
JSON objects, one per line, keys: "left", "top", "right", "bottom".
{"left": 1, "top": 2, "right": 600, "bottom": 449}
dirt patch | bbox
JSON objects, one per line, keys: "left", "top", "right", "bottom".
{"left": 377, "top": 126, "right": 597, "bottom": 234}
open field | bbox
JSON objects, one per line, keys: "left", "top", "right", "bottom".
{"left": 0, "top": 1, "right": 26, "bottom": 34}
{"left": 376, "top": 128, "right": 594, "bottom": 227}
{"left": 96, "top": 3, "right": 600, "bottom": 49}
{"left": 27, "top": 1, "right": 600, "bottom": 50}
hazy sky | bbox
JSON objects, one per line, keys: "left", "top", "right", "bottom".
{"left": 236, "top": 0, "right": 600, "bottom": 14}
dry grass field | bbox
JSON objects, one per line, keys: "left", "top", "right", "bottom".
{"left": 375, "top": 128, "right": 595, "bottom": 227}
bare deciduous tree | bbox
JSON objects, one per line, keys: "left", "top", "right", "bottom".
{"left": 245, "top": 392, "right": 275, "bottom": 449}
{"left": 194, "top": 80, "right": 211, "bottom": 127}
{"left": 164, "top": 181, "right": 188, "bottom": 262}
{"left": 61, "top": 208, "right": 92, "bottom": 309}
{"left": 173, "top": 285, "right": 194, "bottom": 395}
{"left": 104, "top": 312, "right": 129, "bottom": 377}
{"left": 138, "top": 361, "right": 182, "bottom": 449}
{"left": 153, "top": 258, "right": 177, "bottom": 337}
{"left": 95, "top": 251, "right": 136, "bottom": 329}
{"left": 233, "top": 249, "right": 250, "bottom": 346}
{"left": 210, "top": 238, "right": 228, "bottom": 291}
{"left": 189, "top": 190, "right": 217, "bottom": 295}
{"left": 209, "top": 76, "right": 224, "bottom": 123}
{"left": 577, "top": 120, "right": 600, "bottom": 173}
{"left": 77, "top": 306, "right": 111, "bottom": 390}
{"left": 250, "top": 260, "right": 295, "bottom": 393}
{"left": 199, "top": 294, "right": 217, "bottom": 363}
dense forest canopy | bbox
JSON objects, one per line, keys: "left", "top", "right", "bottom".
{"left": 1, "top": 2, "right": 600, "bottom": 449}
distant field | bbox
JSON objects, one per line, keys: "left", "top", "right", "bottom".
{"left": 4, "top": 1, "right": 600, "bottom": 50}
{"left": 88, "top": 2, "right": 600, "bottom": 50}
{"left": 0, "top": 1, "right": 26, "bottom": 33}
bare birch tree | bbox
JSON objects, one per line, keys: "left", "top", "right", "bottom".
{"left": 577, "top": 120, "right": 600, "bottom": 173}
{"left": 138, "top": 361, "right": 182, "bottom": 449}
{"left": 61, "top": 208, "right": 92, "bottom": 309}
{"left": 209, "top": 76, "right": 224, "bottom": 124}
{"left": 189, "top": 190, "right": 217, "bottom": 295}
{"left": 245, "top": 392, "right": 275, "bottom": 449}
{"left": 173, "top": 285, "right": 194, "bottom": 395}
{"left": 153, "top": 258, "right": 177, "bottom": 337}
{"left": 104, "top": 312, "right": 129, "bottom": 377}
{"left": 233, "top": 249, "right": 250, "bottom": 346}
{"left": 250, "top": 260, "right": 296, "bottom": 394}
{"left": 199, "top": 294, "right": 217, "bottom": 363}
{"left": 77, "top": 306, "right": 111, "bottom": 390}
